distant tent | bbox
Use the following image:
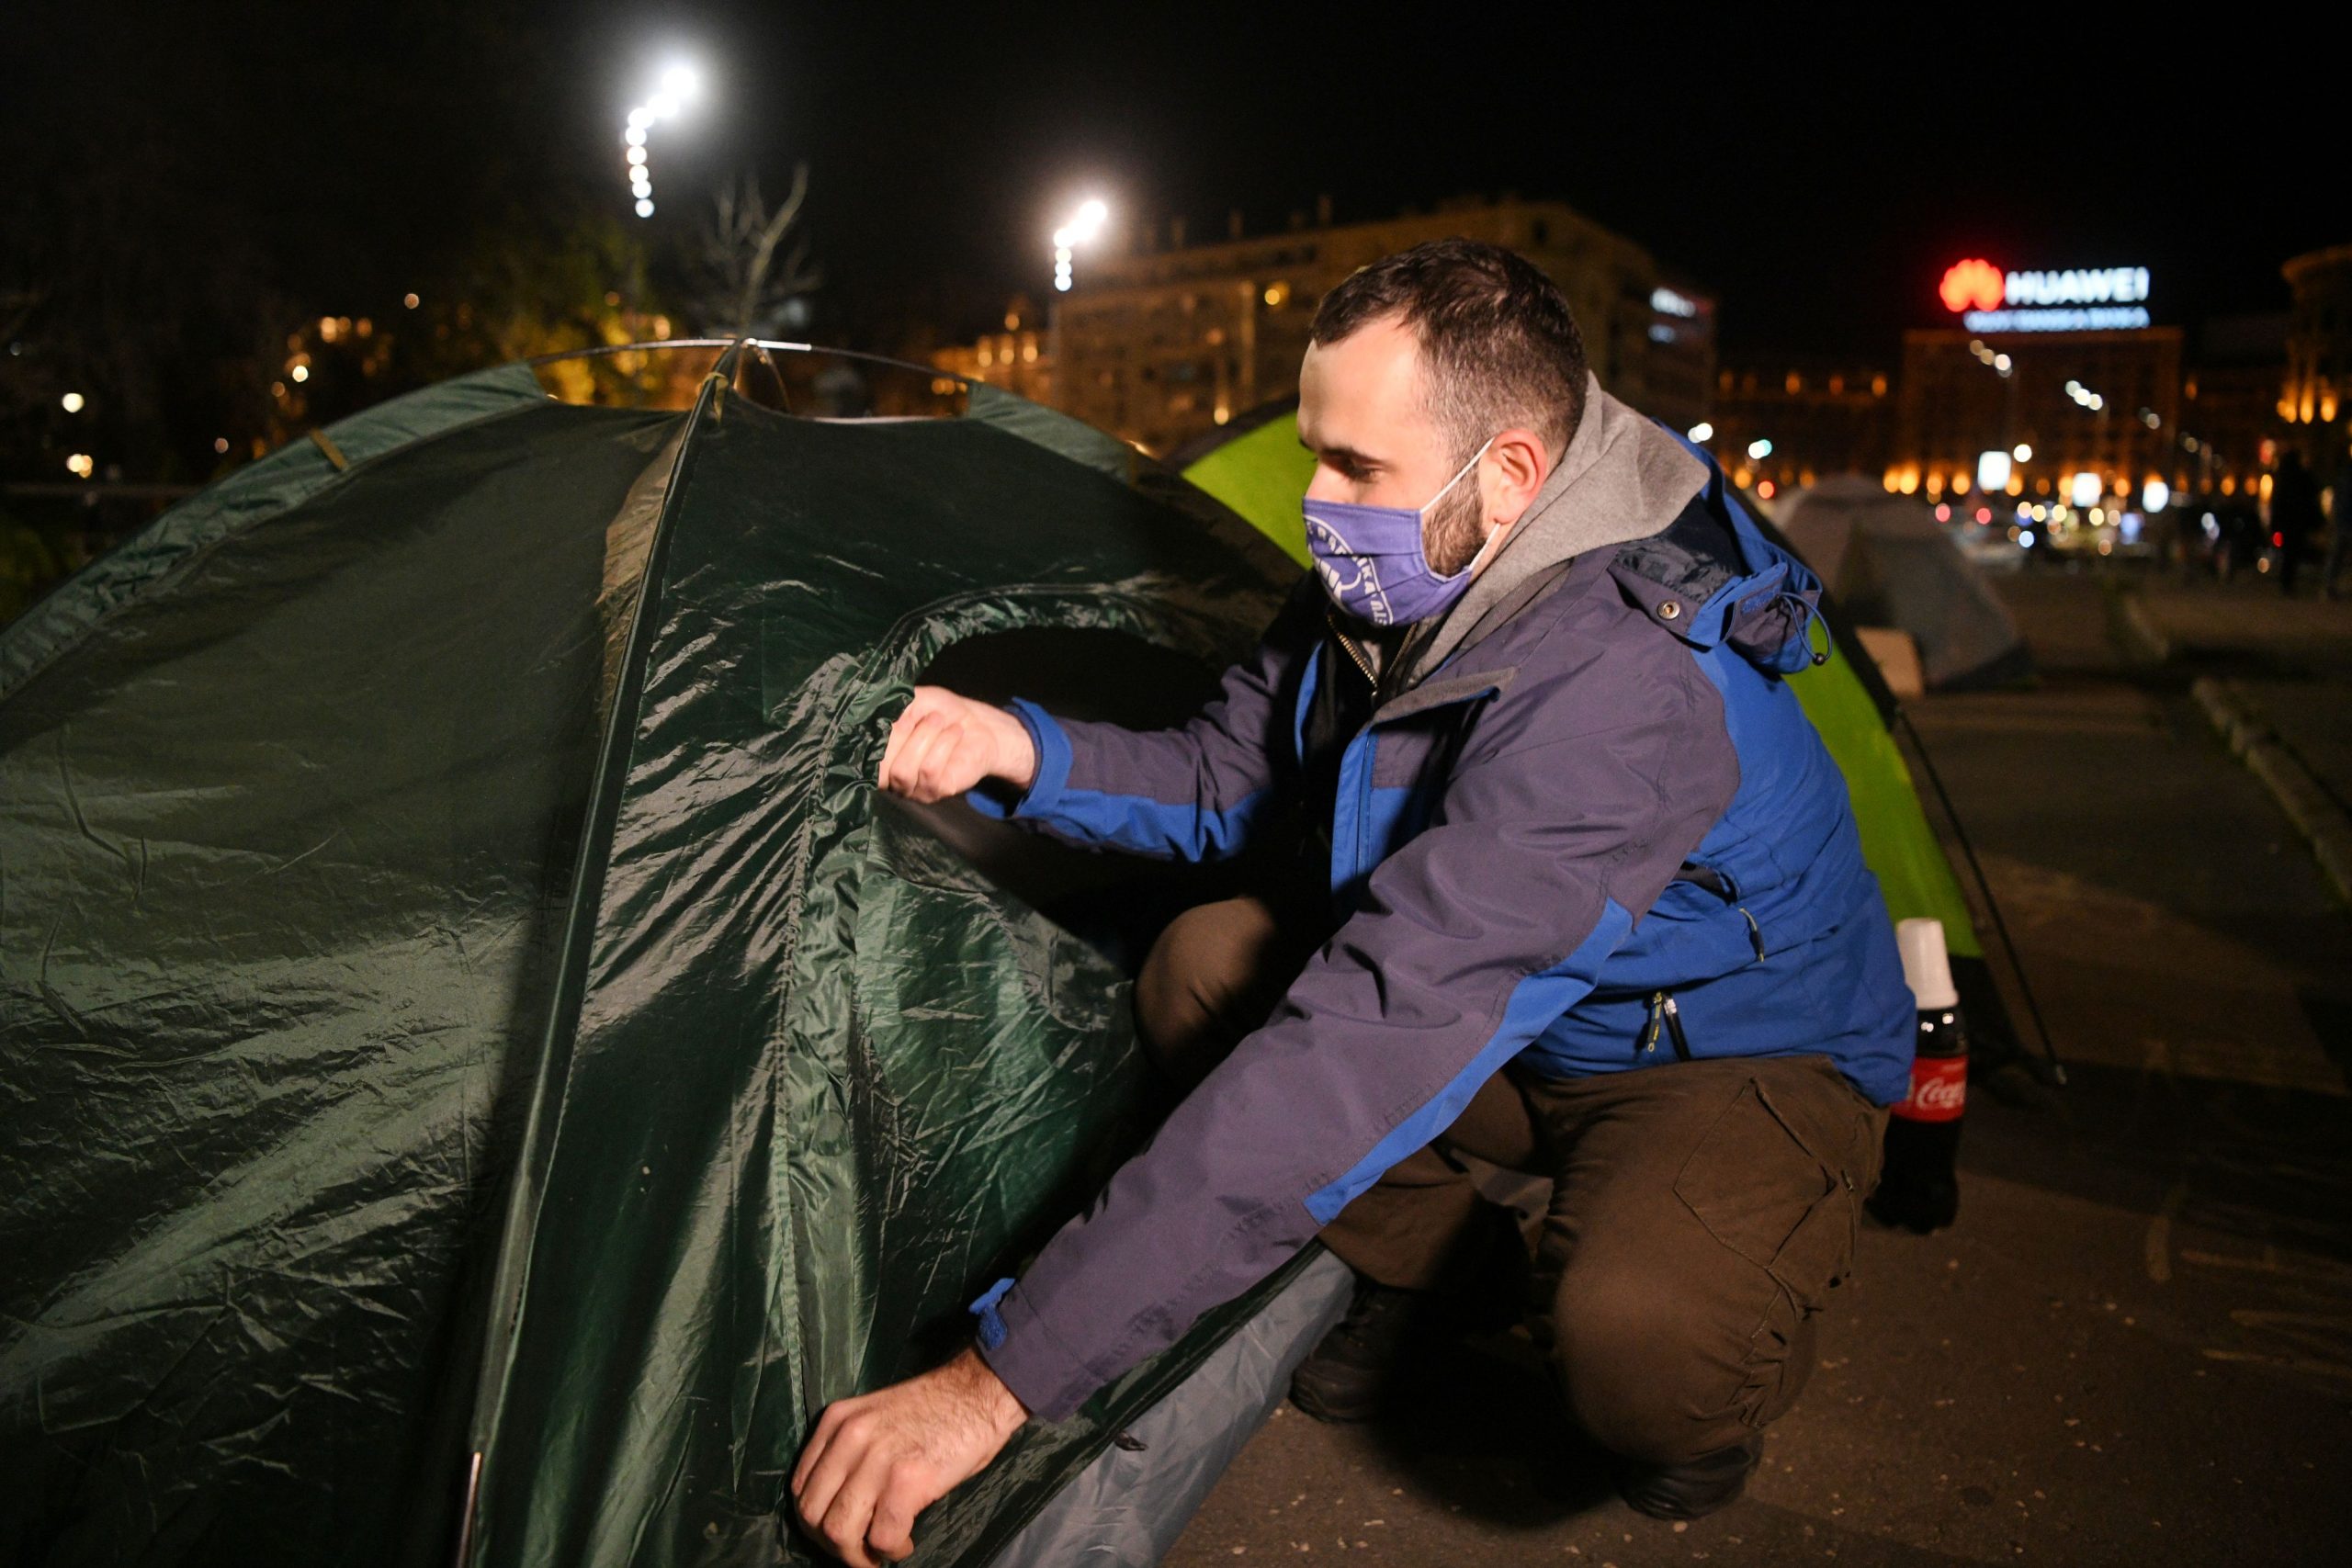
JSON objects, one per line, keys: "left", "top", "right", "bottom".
{"left": 1, "top": 343, "right": 1352, "bottom": 1568}
{"left": 1174, "top": 401, "right": 1995, "bottom": 982}
{"left": 1770, "top": 476, "right": 2033, "bottom": 691}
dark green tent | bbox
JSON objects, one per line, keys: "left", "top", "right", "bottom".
{"left": 1, "top": 343, "right": 1349, "bottom": 1567}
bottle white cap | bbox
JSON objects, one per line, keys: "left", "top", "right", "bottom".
{"left": 1894, "top": 917, "right": 1960, "bottom": 1010}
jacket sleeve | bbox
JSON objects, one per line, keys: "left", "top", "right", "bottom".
{"left": 973, "top": 626, "right": 1741, "bottom": 1419}
{"left": 963, "top": 578, "right": 1324, "bottom": 862}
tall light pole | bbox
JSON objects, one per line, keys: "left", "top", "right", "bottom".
{"left": 1052, "top": 198, "right": 1108, "bottom": 293}
{"left": 1048, "top": 198, "right": 1109, "bottom": 412}
{"left": 622, "top": 62, "right": 701, "bottom": 219}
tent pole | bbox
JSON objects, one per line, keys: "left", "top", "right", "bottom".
{"left": 1896, "top": 707, "right": 2067, "bottom": 1087}
{"left": 448, "top": 344, "right": 749, "bottom": 1566}
{"left": 452, "top": 1450, "right": 483, "bottom": 1568}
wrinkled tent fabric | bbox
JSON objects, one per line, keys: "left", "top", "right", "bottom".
{"left": 1176, "top": 404, "right": 1985, "bottom": 962}
{"left": 1771, "top": 476, "right": 2033, "bottom": 692}
{"left": 1, "top": 353, "right": 1331, "bottom": 1566}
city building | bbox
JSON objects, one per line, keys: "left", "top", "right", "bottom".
{"left": 2180, "top": 313, "right": 2290, "bottom": 499}
{"left": 984, "top": 196, "right": 1713, "bottom": 457}
{"left": 1705, "top": 362, "right": 1894, "bottom": 498}
{"left": 2282, "top": 243, "right": 2352, "bottom": 460}
{"left": 1894, "top": 258, "right": 2184, "bottom": 511}
{"left": 928, "top": 295, "right": 1053, "bottom": 407}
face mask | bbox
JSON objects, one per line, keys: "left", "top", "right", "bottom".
{"left": 1303, "top": 437, "right": 1497, "bottom": 626}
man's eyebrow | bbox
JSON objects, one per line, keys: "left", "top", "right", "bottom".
{"left": 1305, "top": 440, "right": 1383, "bottom": 470}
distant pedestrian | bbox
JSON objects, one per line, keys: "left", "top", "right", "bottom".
{"left": 2325, "top": 444, "right": 2352, "bottom": 601}
{"left": 2269, "top": 450, "right": 2323, "bottom": 596}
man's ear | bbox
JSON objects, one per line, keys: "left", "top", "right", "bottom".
{"left": 1487, "top": 427, "right": 1552, "bottom": 526}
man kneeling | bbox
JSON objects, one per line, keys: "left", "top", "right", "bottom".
{"left": 790, "top": 240, "right": 1911, "bottom": 1566}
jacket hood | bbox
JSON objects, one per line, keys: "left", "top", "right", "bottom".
{"left": 1396, "top": 373, "right": 1706, "bottom": 687}
{"left": 1603, "top": 447, "right": 1829, "bottom": 677}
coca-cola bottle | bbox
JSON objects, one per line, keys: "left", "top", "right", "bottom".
{"left": 1867, "top": 918, "right": 1966, "bottom": 1234}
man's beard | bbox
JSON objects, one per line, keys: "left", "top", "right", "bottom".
{"left": 1421, "top": 469, "right": 1487, "bottom": 577}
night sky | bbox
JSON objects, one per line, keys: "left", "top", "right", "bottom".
{"left": 12, "top": 2, "right": 2343, "bottom": 362}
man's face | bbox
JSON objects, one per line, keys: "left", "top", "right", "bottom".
{"left": 1298, "top": 317, "right": 1488, "bottom": 575}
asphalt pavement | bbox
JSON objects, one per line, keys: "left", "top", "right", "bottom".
{"left": 1162, "top": 569, "right": 2352, "bottom": 1567}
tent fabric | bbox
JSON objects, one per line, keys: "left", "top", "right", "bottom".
{"left": 1, "top": 347, "right": 1318, "bottom": 1566}
{"left": 1178, "top": 405, "right": 1984, "bottom": 961}
{"left": 988, "top": 1249, "right": 1352, "bottom": 1568}
{"left": 1770, "top": 476, "right": 2033, "bottom": 692}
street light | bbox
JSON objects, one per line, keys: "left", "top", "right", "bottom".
{"left": 1053, "top": 197, "right": 1109, "bottom": 293}
{"left": 621, "top": 60, "right": 702, "bottom": 220}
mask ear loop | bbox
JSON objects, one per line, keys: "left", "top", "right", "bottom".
{"left": 1422, "top": 436, "right": 1499, "bottom": 516}
{"left": 1423, "top": 436, "right": 1502, "bottom": 585}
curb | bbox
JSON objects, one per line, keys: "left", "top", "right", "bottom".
{"left": 2191, "top": 677, "right": 2352, "bottom": 905}
{"left": 2117, "top": 592, "right": 2172, "bottom": 662}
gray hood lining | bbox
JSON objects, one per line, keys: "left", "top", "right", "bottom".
{"left": 1396, "top": 375, "right": 1706, "bottom": 688}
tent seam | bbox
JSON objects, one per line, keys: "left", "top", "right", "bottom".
{"left": 456, "top": 361, "right": 733, "bottom": 1566}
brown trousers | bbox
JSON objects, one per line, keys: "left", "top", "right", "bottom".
{"left": 1133, "top": 895, "right": 1888, "bottom": 1465}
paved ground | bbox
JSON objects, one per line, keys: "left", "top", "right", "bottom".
{"left": 1164, "top": 568, "right": 2352, "bottom": 1567}
{"left": 2129, "top": 577, "right": 2352, "bottom": 815}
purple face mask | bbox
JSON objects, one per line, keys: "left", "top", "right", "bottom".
{"left": 1303, "top": 438, "right": 1496, "bottom": 626}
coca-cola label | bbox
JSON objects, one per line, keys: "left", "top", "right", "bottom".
{"left": 1894, "top": 1055, "right": 1966, "bottom": 1122}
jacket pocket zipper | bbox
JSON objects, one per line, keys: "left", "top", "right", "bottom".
{"left": 1641, "top": 991, "right": 1694, "bottom": 1062}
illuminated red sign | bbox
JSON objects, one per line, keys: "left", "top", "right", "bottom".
{"left": 1939, "top": 258, "right": 2005, "bottom": 313}
{"left": 1939, "top": 259, "right": 2154, "bottom": 332}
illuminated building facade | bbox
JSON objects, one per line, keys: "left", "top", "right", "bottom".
{"left": 2178, "top": 313, "right": 2291, "bottom": 498}
{"left": 929, "top": 296, "right": 1054, "bottom": 407}
{"left": 1029, "top": 197, "right": 1714, "bottom": 456}
{"left": 2282, "top": 243, "right": 2352, "bottom": 458}
{"left": 1705, "top": 363, "right": 1894, "bottom": 498}
{"left": 1895, "top": 325, "right": 2181, "bottom": 504}
{"left": 1882, "top": 257, "right": 2190, "bottom": 511}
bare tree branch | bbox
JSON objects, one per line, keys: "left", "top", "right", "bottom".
{"left": 688, "top": 166, "right": 823, "bottom": 340}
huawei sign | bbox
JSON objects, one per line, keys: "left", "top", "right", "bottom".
{"left": 1939, "top": 257, "right": 2153, "bottom": 333}
{"left": 1939, "top": 258, "right": 2005, "bottom": 313}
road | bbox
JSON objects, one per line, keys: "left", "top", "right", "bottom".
{"left": 1163, "top": 570, "right": 2352, "bottom": 1567}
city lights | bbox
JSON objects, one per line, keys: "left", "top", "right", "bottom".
{"left": 620, "top": 60, "right": 701, "bottom": 220}
{"left": 2013, "top": 443, "right": 2033, "bottom": 462}
{"left": 60, "top": 391, "right": 85, "bottom": 412}
{"left": 1746, "top": 437, "right": 1773, "bottom": 460}
{"left": 1053, "top": 197, "right": 1110, "bottom": 292}
{"left": 65, "top": 453, "right": 94, "bottom": 478}
{"left": 1686, "top": 422, "right": 1713, "bottom": 444}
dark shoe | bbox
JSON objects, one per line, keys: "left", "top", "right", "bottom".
{"left": 1289, "top": 1280, "right": 1435, "bottom": 1423}
{"left": 1616, "top": 1437, "right": 1762, "bottom": 1521}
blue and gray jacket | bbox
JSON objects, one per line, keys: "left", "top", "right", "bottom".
{"left": 968, "top": 379, "right": 1916, "bottom": 1421}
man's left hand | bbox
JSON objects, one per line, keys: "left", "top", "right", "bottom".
{"left": 789, "top": 1348, "right": 1030, "bottom": 1566}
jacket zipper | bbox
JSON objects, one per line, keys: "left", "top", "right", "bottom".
{"left": 1328, "top": 611, "right": 1377, "bottom": 685}
{"left": 1642, "top": 991, "right": 1694, "bottom": 1062}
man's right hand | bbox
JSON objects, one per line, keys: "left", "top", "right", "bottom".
{"left": 876, "top": 686, "right": 1039, "bottom": 804}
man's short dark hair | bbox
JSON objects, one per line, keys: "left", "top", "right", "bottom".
{"left": 1310, "top": 238, "right": 1589, "bottom": 463}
